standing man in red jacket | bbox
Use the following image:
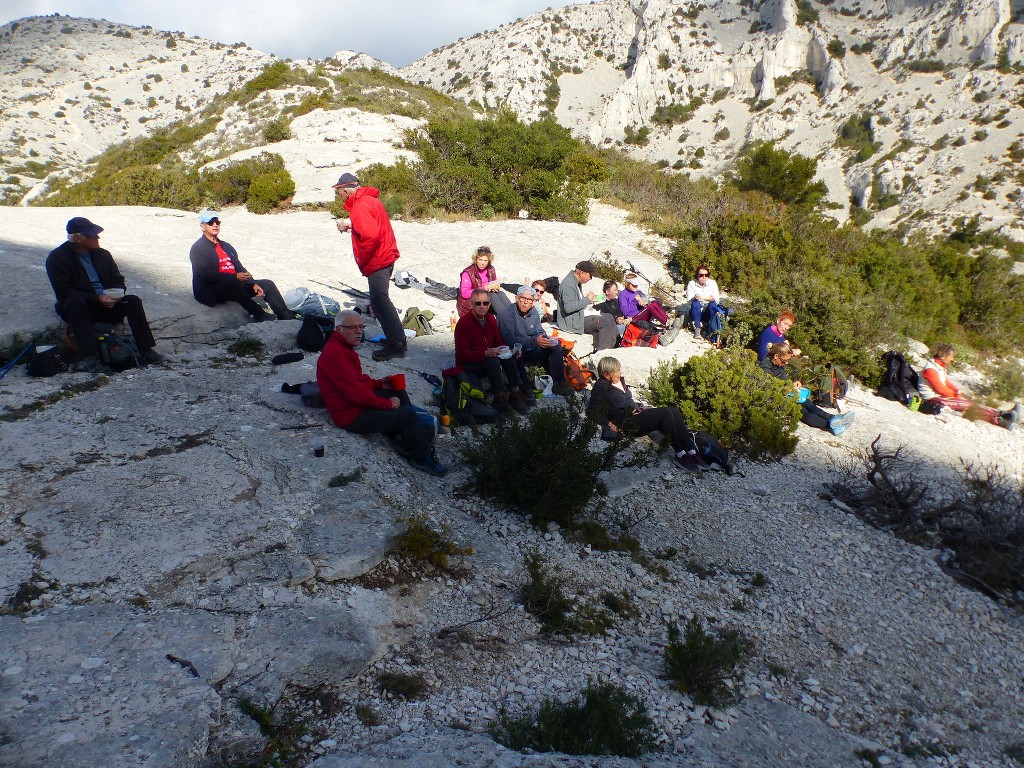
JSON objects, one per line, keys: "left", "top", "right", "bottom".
{"left": 332, "top": 172, "right": 406, "bottom": 362}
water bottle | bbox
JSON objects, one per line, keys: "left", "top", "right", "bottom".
{"left": 450, "top": 310, "right": 457, "bottom": 332}
{"left": 96, "top": 335, "right": 110, "bottom": 364}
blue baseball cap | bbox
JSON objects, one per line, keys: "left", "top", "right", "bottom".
{"left": 199, "top": 210, "right": 220, "bottom": 224}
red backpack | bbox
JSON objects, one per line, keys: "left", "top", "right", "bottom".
{"left": 563, "top": 351, "right": 595, "bottom": 391}
{"left": 619, "top": 323, "right": 659, "bottom": 348}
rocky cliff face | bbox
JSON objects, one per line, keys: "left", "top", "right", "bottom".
{"left": 401, "top": 0, "right": 1024, "bottom": 236}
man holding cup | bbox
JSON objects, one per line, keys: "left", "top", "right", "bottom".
{"left": 45, "top": 216, "right": 167, "bottom": 373}
{"left": 498, "top": 285, "right": 574, "bottom": 398}
{"left": 454, "top": 288, "right": 527, "bottom": 415}
{"left": 317, "top": 310, "right": 447, "bottom": 476}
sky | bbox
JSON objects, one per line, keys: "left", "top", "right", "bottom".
{"left": 0, "top": 1, "right": 589, "bottom": 67}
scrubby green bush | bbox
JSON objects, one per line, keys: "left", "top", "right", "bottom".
{"left": 458, "top": 399, "right": 618, "bottom": 527}
{"left": 393, "top": 514, "right": 472, "bottom": 570}
{"left": 664, "top": 615, "right": 748, "bottom": 707}
{"left": 46, "top": 164, "right": 201, "bottom": 210}
{"left": 262, "top": 117, "right": 291, "bottom": 143}
{"left": 246, "top": 167, "right": 295, "bottom": 213}
{"left": 836, "top": 113, "right": 878, "bottom": 162}
{"left": 647, "top": 350, "right": 801, "bottom": 459}
{"left": 733, "top": 141, "right": 827, "bottom": 207}
{"left": 490, "top": 681, "right": 657, "bottom": 757}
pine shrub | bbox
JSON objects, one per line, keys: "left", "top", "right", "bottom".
{"left": 458, "top": 399, "right": 618, "bottom": 527}
{"left": 647, "top": 349, "right": 800, "bottom": 459}
{"left": 490, "top": 681, "right": 657, "bottom": 757}
{"left": 246, "top": 168, "right": 295, "bottom": 214}
{"left": 664, "top": 615, "right": 748, "bottom": 707}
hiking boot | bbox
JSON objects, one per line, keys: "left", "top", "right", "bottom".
{"left": 73, "top": 354, "right": 112, "bottom": 375}
{"left": 492, "top": 393, "right": 513, "bottom": 415}
{"left": 518, "top": 387, "right": 537, "bottom": 408}
{"left": 692, "top": 324, "right": 702, "bottom": 340}
{"left": 673, "top": 454, "right": 703, "bottom": 474}
{"left": 509, "top": 391, "right": 530, "bottom": 415}
{"left": 672, "top": 314, "right": 687, "bottom": 331}
{"left": 141, "top": 348, "right": 167, "bottom": 365}
{"left": 659, "top": 328, "right": 679, "bottom": 346}
{"left": 409, "top": 453, "right": 448, "bottom": 477}
{"left": 372, "top": 345, "right": 406, "bottom": 362}
{"left": 1000, "top": 403, "right": 1021, "bottom": 431}
{"left": 552, "top": 382, "right": 576, "bottom": 397}
{"left": 829, "top": 413, "right": 855, "bottom": 436}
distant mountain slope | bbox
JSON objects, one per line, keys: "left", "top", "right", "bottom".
{"left": 400, "top": 0, "right": 1024, "bottom": 236}
{"left": 0, "top": 15, "right": 273, "bottom": 190}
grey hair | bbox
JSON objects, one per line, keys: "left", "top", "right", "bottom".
{"left": 597, "top": 356, "right": 621, "bottom": 379}
{"left": 470, "top": 288, "right": 490, "bottom": 301}
{"left": 335, "top": 309, "right": 361, "bottom": 328}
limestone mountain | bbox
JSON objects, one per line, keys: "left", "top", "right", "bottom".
{"left": 400, "top": 0, "right": 1024, "bottom": 236}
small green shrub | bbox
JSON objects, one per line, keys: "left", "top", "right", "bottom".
{"left": 733, "top": 141, "right": 826, "bottom": 207}
{"left": 227, "top": 339, "right": 264, "bottom": 357}
{"left": 490, "top": 681, "right": 657, "bottom": 757}
{"left": 458, "top": 398, "right": 618, "bottom": 527}
{"left": 827, "top": 39, "right": 846, "bottom": 58}
{"left": 521, "top": 551, "right": 578, "bottom": 635}
{"left": 646, "top": 350, "right": 800, "bottom": 459}
{"left": 589, "top": 253, "right": 627, "bottom": 282}
{"left": 377, "top": 672, "right": 428, "bottom": 700}
{"left": 328, "top": 468, "right": 363, "bottom": 487}
{"left": 907, "top": 59, "right": 945, "bottom": 73}
{"left": 202, "top": 151, "right": 287, "bottom": 206}
{"left": 980, "top": 359, "right": 1024, "bottom": 402}
{"left": 393, "top": 514, "right": 472, "bottom": 570}
{"left": 664, "top": 615, "right": 748, "bottom": 707}
{"left": 262, "top": 117, "right": 292, "bottom": 143}
{"left": 246, "top": 168, "right": 295, "bottom": 213}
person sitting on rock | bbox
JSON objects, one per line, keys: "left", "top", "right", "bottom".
{"left": 455, "top": 288, "right": 528, "bottom": 414}
{"left": 556, "top": 260, "right": 617, "bottom": 351}
{"left": 618, "top": 273, "right": 671, "bottom": 326}
{"left": 595, "top": 280, "right": 629, "bottom": 337}
{"left": 683, "top": 265, "right": 730, "bottom": 342}
{"left": 189, "top": 210, "right": 298, "bottom": 322}
{"left": 531, "top": 279, "right": 555, "bottom": 323}
{"left": 317, "top": 310, "right": 448, "bottom": 476}
{"left": 498, "top": 285, "right": 574, "bottom": 398}
{"left": 758, "top": 310, "right": 802, "bottom": 361}
{"left": 45, "top": 216, "right": 168, "bottom": 373}
{"left": 457, "top": 245, "right": 512, "bottom": 317}
{"left": 587, "top": 356, "right": 705, "bottom": 473}
{"left": 759, "top": 341, "right": 855, "bottom": 436}
{"left": 919, "top": 343, "right": 1020, "bottom": 430}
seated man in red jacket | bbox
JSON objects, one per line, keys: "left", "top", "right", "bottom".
{"left": 317, "top": 310, "right": 448, "bottom": 475}
{"left": 454, "top": 288, "right": 527, "bottom": 415}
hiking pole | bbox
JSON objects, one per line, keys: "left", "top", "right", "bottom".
{"left": 309, "top": 278, "right": 371, "bottom": 301}
{"left": 0, "top": 339, "right": 36, "bottom": 382}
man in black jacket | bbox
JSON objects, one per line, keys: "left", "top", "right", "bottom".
{"left": 188, "top": 210, "right": 297, "bottom": 322}
{"left": 46, "top": 217, "right": 167, "bottom": 373}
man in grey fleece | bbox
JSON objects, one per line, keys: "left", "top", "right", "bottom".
{"left": 498, "top": 285, "right": 574, "bottom": 398}
{"left": 555, "top": 260, "right": 617, "bottom": 351}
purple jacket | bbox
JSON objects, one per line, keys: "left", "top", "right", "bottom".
{"left": 618, "top": 288, "right": 645, "bottom": 318}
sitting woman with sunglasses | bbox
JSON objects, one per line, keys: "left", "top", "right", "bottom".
{"left": 457, "top": 246, "right": 512, "bottom": 317}
{"left": 587, "top": 356, "right": 705, "bottom": 473}
{"left": 531, "top": 279, "right": 555, "bottom": 323}
{"left": 758, "top": 341, "right": 856, "bottom": 436}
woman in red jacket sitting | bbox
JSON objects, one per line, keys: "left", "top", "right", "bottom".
{"left": 919, "top": 343, "right": 1019, "bottom": 430}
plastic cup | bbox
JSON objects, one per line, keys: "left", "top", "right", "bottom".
{"left": 313, "top": 437, "right": 325, "bottom": 458}
{"left": 389, "top": 373, "right": 406, "bottom": 390}
{"left": 513, "top": 343, "right": 522, "bottom": 355}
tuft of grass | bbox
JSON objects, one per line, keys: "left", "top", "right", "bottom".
{"left": 355, "top": 703, "right": 383, "bottom": 727}
{"left": 235, "top": 695, "right": 309, "bottom": 767}
{"left": 664, "top": 615, "right": 748, "bottom": 707}
{"left": 227, "top": 339, "right": 264, "bottom": 357}
{"left": 377, "top": 672, "right": 428, "bottom": 700}
{"left": 490, "top": 681, "right": 657, "bottom": 757}
{"left": 392, "top": 514, "right": 472, "bottom": 571}
{"left": 520, "top": 551, "right": 614, "bottom": 635}
{"left": 328, "top": 468, "right": 363, "bottom": 487}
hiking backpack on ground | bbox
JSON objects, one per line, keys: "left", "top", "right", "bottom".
{"left": 402, "top": 307, "right": 435, "bottom": 337}
{"left": 563, "top": 351, "right": 595, "bottom": 391}
{"left": 619, "top": 323, "right": 659, "bottom": 348}
{"left": 692, "top": 430, "right": 732, "bottom": 473}
{"left": 876, "top": 350, "right": 923, "bottom": 406}
{"left": 283, "top": 287, "right": 341, "bottom": 318}
{"left": 438, "top": 368, "right": 499, "bottom": 426}
{"left": 65, "top": 322, "right": 142, "bottom": 371}
{"left": 297, "top": 315, "right": 335, "bottom": 352}
{"left": 814, "top": 364, "right": 850, "bottom": 408}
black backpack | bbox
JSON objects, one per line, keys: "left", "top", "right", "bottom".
{"left": 876, "top": 351, "right": 922, "bottom": 406}
{"left": 438, "top": 369, "right": 498, "bottom": 426}
{"left": 692, "top": 430, "right": 732, "bottom": 473}
{"left": 297, "top": 314, "right": 335, "bottom": 352}
{"left": 65, "top": 322, "right": 141, "bottom": 372}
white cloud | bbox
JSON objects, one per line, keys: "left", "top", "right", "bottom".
{"left": 0, "top": 0, "right": 587, "bottom": 66}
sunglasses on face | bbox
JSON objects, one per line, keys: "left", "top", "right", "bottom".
{"left": 533, "top": 289, "right": 544, "bottom": 295}
{"left": 698, "top": 272, "right": 709, "bottom": 277}
{"left": 473, "top": 300, "right": 491, "bottom": 306}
